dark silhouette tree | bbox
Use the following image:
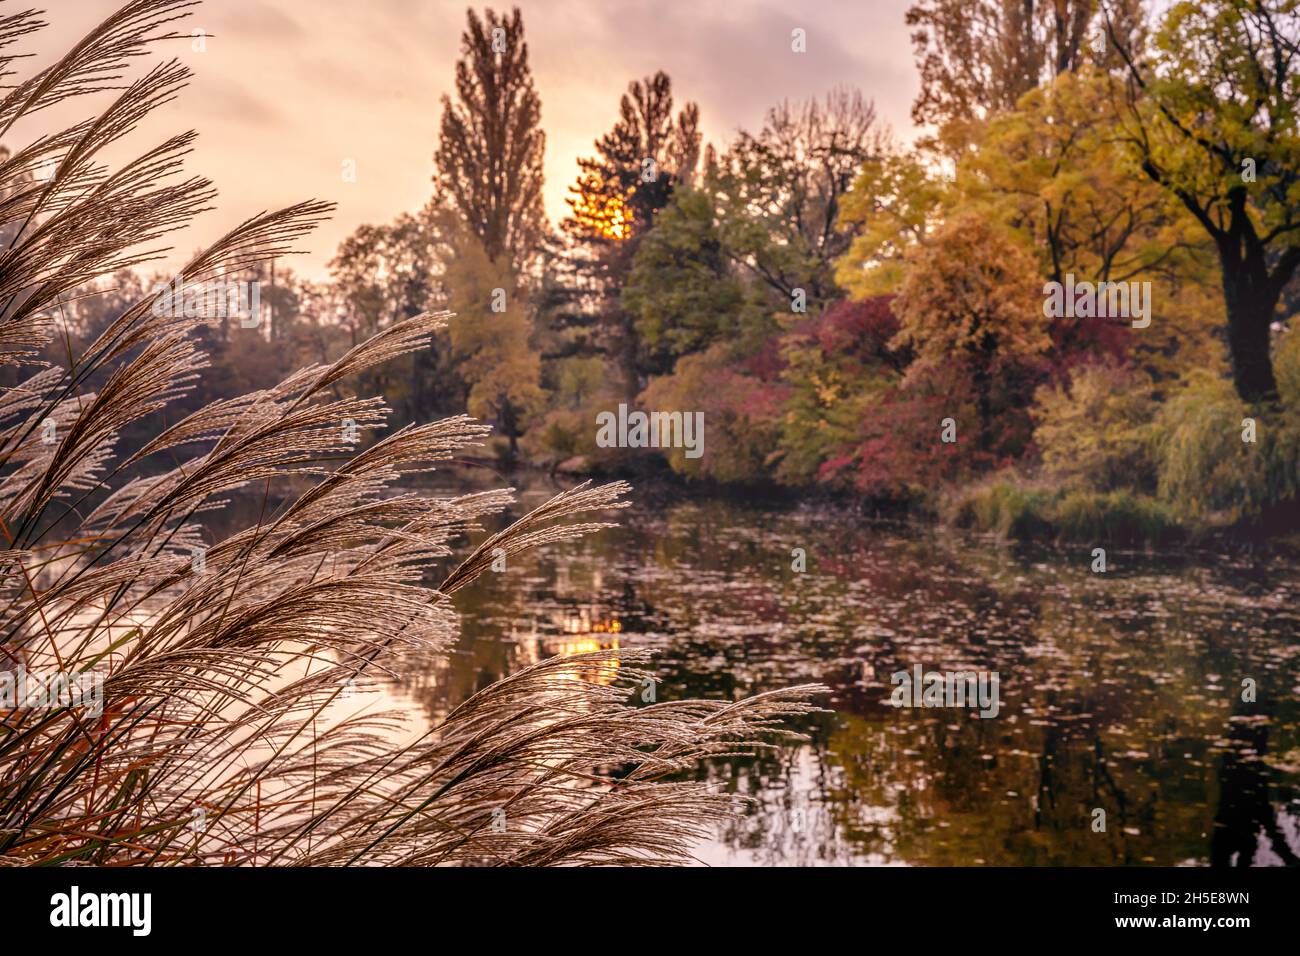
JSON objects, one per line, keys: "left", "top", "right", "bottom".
{"left": 561, "top": 71, "right": 700, "bottom": 400}
{"left": 715, "top": 89, "right": 888, "bottom": 309}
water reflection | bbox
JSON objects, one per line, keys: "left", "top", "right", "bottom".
{"left": 437, "top": 484, "right": 1300, "bottom": 866}
{"left": 206, "top": 479, "right": 1299, "bottom": 865}
{"left": 514, "top": 604, "right": 622, "bottom": 685}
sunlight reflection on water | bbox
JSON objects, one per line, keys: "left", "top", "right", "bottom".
{"left": 435, "top": 483, "right": 1300, "bottom": 866}
{"left": 211, "top": 477, "right": 1299, "bottom": 866}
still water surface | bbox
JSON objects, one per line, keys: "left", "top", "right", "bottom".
{"left": 395, "top": 480, "right": 1300, "bottom": 867}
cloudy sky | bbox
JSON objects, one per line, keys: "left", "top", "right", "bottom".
{"left": 36, "top": 1, "right": 920, "bottom": 279}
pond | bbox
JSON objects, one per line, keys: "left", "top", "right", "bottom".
{"left": 396, "top": 477, "right": 1300, "bottom": 867}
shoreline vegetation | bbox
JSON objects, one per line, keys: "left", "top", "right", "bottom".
{"left": 29, "top": 2, "right": 1292, "bottom": 560}
{"left": 531, "top": 456, "right": 1300, "bottom": 556}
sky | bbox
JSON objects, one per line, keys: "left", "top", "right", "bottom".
{"left": 33, "top": 0, "right": 920, "bottom": 280}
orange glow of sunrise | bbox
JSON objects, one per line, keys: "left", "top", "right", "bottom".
{"left": 568, "top": 192, "right": 633, "bottom": 241}
{"left": 601, "top": 199, "right": 631, "bottom": 240}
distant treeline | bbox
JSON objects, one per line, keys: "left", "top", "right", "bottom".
{"left": 19, "top": 0, "right": 1300, "bottom": 542}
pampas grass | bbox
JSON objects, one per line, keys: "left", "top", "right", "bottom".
{"left": 0, "top": 0, "right": 822, "bottom": 866}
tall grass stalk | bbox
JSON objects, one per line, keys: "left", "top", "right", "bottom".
{"left": 0, "top": 1, "right": 821, "bottom": 866}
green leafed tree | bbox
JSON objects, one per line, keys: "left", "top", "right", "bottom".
{"left": 562, "top": 71, "right": 701, "bottom": 399}
{"left": 1109, "top": 0, "right": 1300, "bottom": 404}
{"left": 622, "top": 187, "right": 769, "bottom": 375}
{"left": 625, "top": 89, "right": 889, "bottom": 369}
{"left": 714, "top": 90, "right": 890, "bottom": 308}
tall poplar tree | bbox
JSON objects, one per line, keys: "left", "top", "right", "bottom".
{"left": 433, "top": 6, "right": 546, "bottom": 271}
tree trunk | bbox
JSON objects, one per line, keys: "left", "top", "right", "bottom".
{"left": 1221, "top": 261, "right": 1281, "bottom": 406}
{"left": 619, "top": 310, "right": 640, "bottom": 404}
{"left": 499, "top": 397, "right": 520, "bottom": 465}
{"left": 973, "top": 336, "right": 998, "bottom": 453}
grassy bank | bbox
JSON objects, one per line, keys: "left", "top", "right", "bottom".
{"left": 943, "top": 481, "right": 1184, "bottom": 547}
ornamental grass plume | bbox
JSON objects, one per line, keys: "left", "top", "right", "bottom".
{"left": 0, "top": 0, "right": 821, "bottom": 866}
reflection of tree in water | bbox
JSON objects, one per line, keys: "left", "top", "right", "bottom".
{"left": 1211, "top": 698, "right": 1300, "bottom": 866}
{"left": 397, "top": 530, "right": 655, "bottom": 722}
{"left": 699, "top": 732, "right": 870, "bottom": 866}
{"left": 367, "top": 484, "right": 1300, "bottom": 865}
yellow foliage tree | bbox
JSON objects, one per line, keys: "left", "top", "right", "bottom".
{"left": 443, "top": 232, "right": 544, "bottom": 460}
{"left": 835, "top": 68, "right": 1227, "bottom": 383}
{"left": 834, "top": 152, "right": 949, "bottom": 298}
{"left": 893, "top": 215, "right": 1049, "bottom": 366}
{"left": 959, "top": 68, "right": 1225, "bottom": 382}
{"left": 892, "top": 214, "right": 1050, "bottom": 446}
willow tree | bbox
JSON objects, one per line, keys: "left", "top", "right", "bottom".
{"left": 0, "top": 0, "right": 817, "bottom": 867}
